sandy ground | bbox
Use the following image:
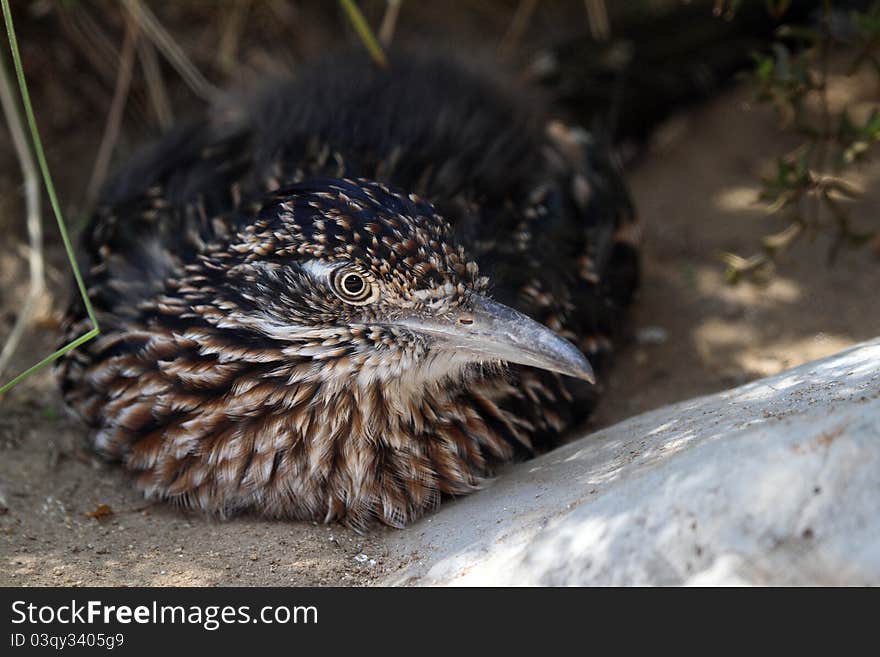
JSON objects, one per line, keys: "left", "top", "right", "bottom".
{"left": 594, "top": 75, "right": 880, "bottom": 427}
{"left": 1, "top": 73, "right": 879, "bottom": 586}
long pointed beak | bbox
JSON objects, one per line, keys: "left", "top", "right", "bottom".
{"left": 400, "top": 294, "right": 595, "bottom": 383}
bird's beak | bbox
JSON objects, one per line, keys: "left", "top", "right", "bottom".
{"left": 400, "top": 294, "right": 596, "bottom": 383}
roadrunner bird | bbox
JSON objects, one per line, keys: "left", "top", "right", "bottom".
{"left": 57, "top": 53, "right": 639, "bottom": 528}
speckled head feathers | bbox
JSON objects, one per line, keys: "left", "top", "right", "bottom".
{"left": 159, "top": 178, "right": 490, "bottom": 384}
{"left": 236, "top": 177, "right": 483, "bottom": 300}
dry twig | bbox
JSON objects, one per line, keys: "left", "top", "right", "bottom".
{"left": 498, "top": 0, "right": 538, "bottom": 58}
{"left": 86, "top": 16, "right": 139, "bottom": 207}
{"left": 137, "top": 38, "right": 172, "bottom": 130}
{"left": 0, "top": 52, "right": 45, "bottom": 380}
{"left": 122, "top": 0, "right": 221, "bottom": 102}
{"left": 379, "top": 0, "right": 402, "bottom": 48}
{"left": 219, "top": 1, "right": 251, "bottom": 74}
{"left": 585, "top": 0, "right": 611, "bottom": 42}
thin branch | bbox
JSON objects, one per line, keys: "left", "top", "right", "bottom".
{"left": 137, "top": 38, "right": 172, "bottom": 130}
{"left": 584, "top": 0, "right": 610, "bottom": 42}
{"left": 122, "top": 0, "right": 221, "bottom": 102}
{"left": 58, "top": 4, "right": 151, "bottom": 129}
{"left": 86, "top": 16, "right": 139, "bottom": 208}
{"left": 498, "top": 0, "right": 538, "bottom": 58}
{"left": 378, "top": 0, "right": 402, "bottom": 48}
{"left": 0, "top": 49, "right": 44, "bottom": 380}
{"left": 219, "top": 0, "right": 250, "bottom": 75}
{"left": 58, "top": 5, "right": 120, "bottom": 87}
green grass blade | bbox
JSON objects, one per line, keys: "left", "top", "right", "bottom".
{"left": 1, "top": 0, "right": 99, "bottom": 394}
{"left": 339, "top": 0, "right": 388, "bottom": 68}
{"left": 0, "top": 328, "right": 99, "bottom": 395}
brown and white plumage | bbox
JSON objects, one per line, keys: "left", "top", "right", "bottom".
{"left": 57, "top": 52, "right": 639, "bottom": 528}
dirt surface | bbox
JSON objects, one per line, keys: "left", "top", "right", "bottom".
{"left": 0, "top": 374, "right": 398, "bottom": 588}
{"left": 2, "top": 47, "right": 879, "bottom": 586}
{"left": 594, "top": 75, "right": 880, "bottom": 427}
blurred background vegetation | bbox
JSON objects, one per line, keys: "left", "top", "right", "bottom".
{"left": 1, "top": 1, "right": 877, "bottom": 256}
{"left": 1, "top": 0, "right": 879, "bottom": 389}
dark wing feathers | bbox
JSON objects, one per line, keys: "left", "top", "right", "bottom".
{"left": 70, "top": 51, "right": 638, "bottom": 444}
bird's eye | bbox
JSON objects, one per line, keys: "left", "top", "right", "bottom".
{"left": 331, "top": 267, "right": 377, "bottom": 305}
{"left": 342, "top": 273, "right": 365, "bottom": 296}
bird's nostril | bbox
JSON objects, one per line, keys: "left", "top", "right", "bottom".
{"left": 458, "top": 315, "right": 474, "bottom": 326}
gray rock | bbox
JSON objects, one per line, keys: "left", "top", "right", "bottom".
{"left": 383, "top": 339, "right": 880, "bottom": 586}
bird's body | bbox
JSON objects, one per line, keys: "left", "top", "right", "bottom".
{"left": 57, "top": 53, "right": 639, "bottom": 528}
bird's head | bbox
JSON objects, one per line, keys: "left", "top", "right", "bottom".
{"left": 180, "top": 178, "right": 594, "bottom": 390}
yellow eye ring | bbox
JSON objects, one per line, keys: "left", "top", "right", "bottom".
{"left": 331, "top": 267, "right": 378, "bottom": 305}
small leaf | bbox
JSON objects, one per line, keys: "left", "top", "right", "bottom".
{"left": 85, "top": 504, "right": 114, "bottom": 521}
{"left": 844, "top": 141, "right": 870, "bottom": 163}
{"left": 820, "top": 176, "right": 863, "bottom": 199}
{"left": 862, "top": 109, "right": 880, "bottom": 140}
{"left": 762, "top": 222, "right": 803, "bottom": 253}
